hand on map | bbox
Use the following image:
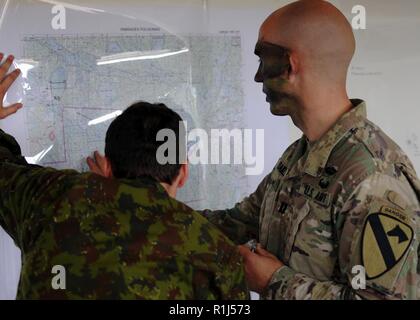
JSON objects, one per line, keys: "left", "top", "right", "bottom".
{"left": 0, "top": 53, "right": 22, "bottom": 120}
{"left": 86, "top": 151, "right": 108, "bottom": 177}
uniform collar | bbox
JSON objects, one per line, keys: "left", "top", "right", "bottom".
{"left": 303, "top": 99, "right": 367, "bottom": 177}
{"left": 119, "top": 175, "right": 167, "bottom": 195}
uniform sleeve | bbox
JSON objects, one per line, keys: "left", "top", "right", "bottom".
{"left": 201, "top": 174, "right": 270, "bottom": 245}
{"left": 0, "top": 129, "right": 28, "bottom": 165}
{"left": 186, "top": 211, "right": 250, "bottom": 300}
{"left": 0, "top": 129, "right": 78, "bottom": 249}
{"left": 262, "top": 172, "right": 419, "bottom": 300}
{"left": 214, "top": 244, "right": 250, "bottom": 300}
{"left": 200, "top": 139, "right": 301, "bottom": 245}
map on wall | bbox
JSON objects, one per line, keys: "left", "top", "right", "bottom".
{"left": 21, "top": 33, "right": 247, "bottom": 210}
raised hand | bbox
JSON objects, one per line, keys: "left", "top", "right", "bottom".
{"left": 0, "top": 53, "right": 22, "bottom": 119}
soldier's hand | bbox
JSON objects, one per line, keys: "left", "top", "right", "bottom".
{"left": 238, "top": 244, "right": 284, "bottom": 294}
{"left": 87, "top": 151, "right": 109, "bottom": 177}
{"left": 0, "top": 53, "right": 23, "bottom": 119}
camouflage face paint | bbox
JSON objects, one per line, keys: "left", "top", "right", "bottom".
{"left": 254, "top": 41, "right": 298, "bottom": 116}
{"left": 254, "top": 42, "right": 291, "bottom": 81}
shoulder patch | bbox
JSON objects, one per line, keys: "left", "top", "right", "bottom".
{"left": 362, "top": 212, "right": 414, "bottom": 280}
{"left": 380, "top": 205, "right": 409, "bottom": 223}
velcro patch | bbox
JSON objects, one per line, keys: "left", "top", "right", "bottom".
{"left": 362, "top": 212, "right": 414, "bottom": 280}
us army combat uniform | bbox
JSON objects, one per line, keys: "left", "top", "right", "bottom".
{"left": 204, "top": 100, "right": 419, "bottom": 300}
{"left": 0, "top": 129, "right": 248, "bottom": 300}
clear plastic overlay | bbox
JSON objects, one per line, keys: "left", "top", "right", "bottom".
{"left": 0, "top": 0, "right": 250, "bottom": 211}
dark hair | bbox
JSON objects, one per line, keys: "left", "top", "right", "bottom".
{"left": 105, "top": 101, "right": 185, "bottom": 184}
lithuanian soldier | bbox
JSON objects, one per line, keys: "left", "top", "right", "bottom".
{"left": 0, "top": 53, "right": 248, "bottom": 299}
{"left": 202, "top": 0, "right": 419, "bottom": 300}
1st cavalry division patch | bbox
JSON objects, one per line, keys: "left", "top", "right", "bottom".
{"left": 362, "top": 211, "right": 414, "bottom": 279}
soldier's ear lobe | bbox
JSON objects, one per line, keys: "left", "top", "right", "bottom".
{"left": 177, "top": 163, "right": 189, "bottom": 189}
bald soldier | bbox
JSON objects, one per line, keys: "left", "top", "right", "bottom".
{"left": 201, "top": 0, "right": 419, "bottom": 300}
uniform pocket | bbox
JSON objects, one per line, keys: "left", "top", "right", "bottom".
{"left": 287, "top": 198, "right": 337, "bottom": 280}
{"left": 265, "top": 192, "right": 311, "bottom": 263}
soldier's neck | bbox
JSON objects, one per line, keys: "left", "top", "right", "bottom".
{"left": 297, "top": 97, "right": 353, "bottom": 142}
{"left": 160, "top": 182, "right": 177, "bottom": 198}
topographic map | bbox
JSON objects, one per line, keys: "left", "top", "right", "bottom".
{"left": 21, "top": 33, "right": 247, "bottom": 209}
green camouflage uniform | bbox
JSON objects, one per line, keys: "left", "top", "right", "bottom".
{"left": 204, "top": 100, "right": 419, "bottom": 300}
{"left": 0, "top": 129, "right": 248, "bottom": 300}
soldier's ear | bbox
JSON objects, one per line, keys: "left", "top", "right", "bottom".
{"left": 176, "top": 163, "right": 189, "bottom": 189}
{"left": 287, "top": 51, "right": 299, "bottom": 80}
{"left": 103, "top": 157, "right": 113, "bottom": 178}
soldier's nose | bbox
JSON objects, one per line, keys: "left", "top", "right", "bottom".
{"left": 254, "top": 70, "right": 263, "bottom": 83}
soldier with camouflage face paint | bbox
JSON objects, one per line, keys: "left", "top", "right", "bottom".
{"left": 0, "top": 53, "right": 249, "bottom": 300}
{"left": 202, "top": 1, "right": 419, "bottom": 300}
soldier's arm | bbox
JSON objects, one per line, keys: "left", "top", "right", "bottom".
{"left": 187, "top": 211, "right": 250, "bottom": 300}
{"left": 200, "top": 140, "right": 300, "bottom": 245}
{"left": 215, "top": 245, "right": 250, "bottom": 300}
{"left": 200, "top": 174, "right": 270, "bottom": 245}
{"left": 0, "top": 129, "right": 28, "bottom": 165}
{"left": 0, "top": 128, "right": 35, "bottom": 243}
{"left": 0, "top": 128, "right": 82, "bottom": 248}
{"left": 263, "top": 172, "right": 418, "bottom": 300}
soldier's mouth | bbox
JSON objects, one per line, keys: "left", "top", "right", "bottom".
{"left": 263, "top": 89, "right": 271, "bottom": 102}
{"left": 264, "top": 91, "right": 275, "bottom": 103}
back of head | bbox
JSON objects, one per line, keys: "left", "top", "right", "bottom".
{"left": 105, "top": 101, "right": 184, "bottom": 184}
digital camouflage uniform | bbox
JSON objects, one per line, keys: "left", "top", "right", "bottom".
{"left": 0, "top": 129, "right": 248, "bottom": 300}
{"left": 204, "top": 100, "right": 419, "bottom": 300}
